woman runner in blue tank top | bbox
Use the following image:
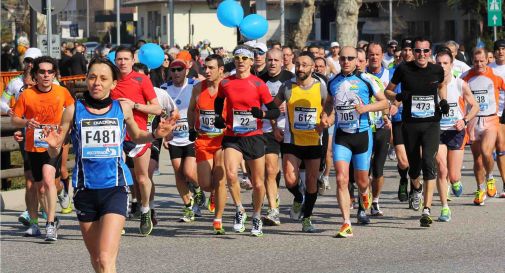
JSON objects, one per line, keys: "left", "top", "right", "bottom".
{"left": 42, "top": 57, "right": 176, "bottom": 272}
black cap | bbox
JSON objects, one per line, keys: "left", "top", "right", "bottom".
{"left": 401, "top": 38, "right": 413, "bottom": 49}
{"left": 494, "top": 39, "right": 505, "bottom": 51}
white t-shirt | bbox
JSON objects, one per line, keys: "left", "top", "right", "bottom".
{"left": 326, "top": 56, "right": 341, "bottom": 75}
{"left": 161, "top": 79, "right": 195, "bottom": 146}
{"left": 453, "top": 59, "right": 471, "bottom": 78}
{"left": 489, "top": 62, "right": 505, "bottom": 116}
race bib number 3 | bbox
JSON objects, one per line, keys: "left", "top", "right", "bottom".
{"left": 34, "top": 124, "right": 57, "bottom": 148}
{"left": 336, "top": 105, "right": 359, "bottom": 133}
{"left": 232, "top": 110, "right": 257, "bottom": 133}
{"left": 173, "top": 118, "right": 189, "bottom": 138}
{"left": 81, "top": 118, "right": 121, "bottom": 158}
{"left": 293, "top": 107, "right": 317, "bottom": 130}
{"left": 472, "top": 90, "right": 490, "bottom": 112}
{"left": 199, "top": 110, "right": 221, "bottom": 134}
{"left": 411, "top": 95, "right": 435, "bottom": 118}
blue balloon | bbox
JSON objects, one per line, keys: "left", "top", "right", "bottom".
{"left": 138, "top": 43, "right": 164, "bottom": 69}
{"left": 217, "top": 0, "right": 244, "bottom": 28}
{"left": 239, "top": 14, "right": 268, "bottom": 40}
{"left": 107, "top": 51, "right": 116, "bottom": 64}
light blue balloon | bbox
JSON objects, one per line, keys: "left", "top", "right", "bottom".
{"left": 138, "top": 43, "right": 165, "bottom": 69}
{"left": 107, "top": 51, "right": 116, "bottom": 64}
{"left": 239, "top": 14, "right": 268, "bottom": 40}
{"left": 217, "top": 0, "right": 244, "bottom": 28}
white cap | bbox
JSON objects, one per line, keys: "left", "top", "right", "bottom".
{"left": 254, "top": 42, "right": 268, "bottom": 53}
{"left": 330, "top": 42, "right": 340, "bottom": 48}
{"left": 203, "top": 39, "right": 210, "bottom": 45}
{"left": 244, "top": 40, "right": 257, "bottom": 47}
{"left": 24, "top": 48, "right": 42, "bottom": 59}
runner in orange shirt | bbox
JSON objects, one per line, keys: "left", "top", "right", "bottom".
{"left": 11, "top": 56, "right": 75, "bottom": 241}
{"left": 461, "top": 48, "right": 505, "bottom": 205}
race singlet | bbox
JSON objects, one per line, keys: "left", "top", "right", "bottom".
{"left": 293, "top": 107, "right": 317, "bottom": 130}
{"left": 472, "top": 90, "right": 490, "bottom": 113}
{"left": 81, "top": 118, "right": 121, "bottom": 158}
{"left": 173, "top": 118, "right": 189, "bottom": 138}
{"left": 336, "top": 105, "right": 359, "bottom": 133}
{"left": 198, "top": 109, "right": 221, "bottom": 134}
{"left": 232, "top": 110, "right": 256, "bottom": 133}
{"left": 411, "top": 95, "right": 435, "bottom": 118}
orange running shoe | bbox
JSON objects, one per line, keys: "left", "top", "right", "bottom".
{"left": 486, "top": 178, "right": 497, "bottom": 197}
{"left": 335, "top": 223, "right": 353, "bottom": 238}
{"left": 213, "top": 220, "right": 225, "bottom": 235}
{"left": 207, "top": 193, "right": 215, "bottom": 213}
{"left": 360, "top": 191, "right": 372, "bottom": 210}
{"left": 473, "top": 189, "right": 486, "bottom": 206}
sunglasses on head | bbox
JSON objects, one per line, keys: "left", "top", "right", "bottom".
{"left": 37, "top": 69, "right": 55, "bottom": 75}
{"left": 414, "top": 48, "right": 430, "bottom": 54}
{"left": 170, "top": 67, "right": 184, "bottom": 72}
{"left": 234, "top": 55, "right": 250, "bottom": 61}
{"left": 339, "top": 56, "right": 356, "bottom": 62}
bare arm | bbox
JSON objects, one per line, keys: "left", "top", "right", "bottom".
{"left": 384, "top": 82, "right": 398, "bottom": 101}
{"left": 43, "top": 104, "right": 75, "bottom": 158}
{"left": 122, "top": 101, "right": 175, "bottom": 144}
{"left": 187, "top": 83, "right": 200, "bottom": 130}
{"left": 118, "top": 97, "right": 163, "bottom": 116}
{"left": 321, "top": 95, "right": 335, "bottom": 126}
{"left": 461, "top": 81, "right": 479, "bottom": 122}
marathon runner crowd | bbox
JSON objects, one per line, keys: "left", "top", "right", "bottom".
{"left": 2, "top": 36, "right": 505, "bottom": 272}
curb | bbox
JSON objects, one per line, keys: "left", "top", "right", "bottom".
{"left": 0, "top": 188, "right": 26, "bottom": 211}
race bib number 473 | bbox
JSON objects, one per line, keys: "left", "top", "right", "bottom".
{"left": 411, "top": 95, "right": 435, "bottom": 118}
{"left": 81, "top": 118, "right": 121, "bottom": 158}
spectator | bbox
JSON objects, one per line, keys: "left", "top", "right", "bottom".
{"left": 199, "top": 39, "right": 214, "bottom": 60}
{"left": 70, "top": 44, "right": 87, "bottom": 75}
{"left": 59, "top": 48, "right": 73, "bottom": 77}
{"left": 150, "top": 52, "right": 171, "bottom": 87}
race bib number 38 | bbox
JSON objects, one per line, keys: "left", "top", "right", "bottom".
{"left": 472, "top": 90, "right": 490, "bottom": 112}
{"left": 232, "top": 110, "right": 257, "bottom": 133}
{"left": 81, "top": 118, "right": 121, "bottom": 158}
{"left": 411, "top": 95, "right": 435, "bottom": 118}
{"left": 293, "top": 107, "right": 317, "bottom": 130}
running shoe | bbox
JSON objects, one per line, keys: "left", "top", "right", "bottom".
{"left": 207, "top": 193, "right": 215, "bottom": 213}
{"left": 262, "top": 208, "right": 281, "bottom": 226}
{"left": 233, "top": 210, "right": 247, "bottom": 233}
{"left": 317, "top": 176, "right": 326, "bottom": 195}
{"left": 45, "top": 222, "right": 58, "bottom": 242}
{"left": 398, "top": 178, "right": 409, "bottom": 202}
{"left": 420, "top": 214, "right": 433, "bottom": 227}
{"left": 250, "top": 217, "right": 263, "bottom": 237}
{"left": 323, "top": 176, "right": 331, "bottom": 190}
{"left": 40, "top": 209, "right": 47, "bottom": 220}
{"left": 57, "top": 190, "right": 71, "bottom": 213}
{"left": 370, "top": 202, "right": 383, "bottom": 216}
{"left": 388, "top": 146, "right": 397, "bottom": 161}
{"left": 213, "top": 220, "right": 225, "bottom": 235}
{"left": 356, "top": 210, "right": 370, "bottom": 225}
{"left": 193, "top": 204, "right": 202, "bottom": 217}
{"left": 140, "top": 210, "right": 153, "bottom": 236}
{"left": 438, "top": 207, "right": 451, "bottom": 222}
{"left": 240, "top": 176, "right": 253, "bottom": 190}
{"left": 335, "top": 223, "right": 353, "bottom": 238}
{"left": 473, "top": 189, "right": 486, "bottom": 206}
{"left": 451, "top": 181, "right": 463, "bottom": 197}
{"left": 359, "top": 191, "right": 372, "bottom": 211}
{"left": 290, "top": 200, "right": 303, "bottom": 220}
{"left": 446, "top": 184, "right": 452, "bottom": 202}
{"left": 151, "top": 209, "right": 158, "bottom": 227}
{"left": 55, "top": 217, "right": 61, "bottom": 230}
{"left": 24, "top": 224, "right": 41, "bottom": 237}
{"left": 194, "top": 189, "right": 206, "bottom": 208}
{"left": 298, "top": 175, "right": 306, "bottom": 198}
{"left": 179, "top": 206, "right": 195, "bottom": 222}
{"left": 301, "top": 217, "right": 316, "bottom": 233}
{"left": 410, "top": 188, "right": 423, "bottom": 211}
{"left": 18, "top": 211, "right": 31, "bottom": 227}
{"left": 486, "top": 178, "right": 497, "bottom": 197}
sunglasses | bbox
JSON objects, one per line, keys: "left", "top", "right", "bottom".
{"left": 414, "top": 48, "right": 430, "bottom": 54}
{"left": 255, "top": 50, "right": 266, "bottom": 56}
{"left": 339, "top": 56, "right": 356, "bottom": 62}
{"left": 37, "top": 69, "right": 55, "bottom": 75}
{"left": 234, "top": 55, "right": 250, "bottom": 61}
{"left": 170, "top": 67, "right": 184, "bottom": 72}
{"left": 24, "top": 57, "right": 34, "bottom": 64}
{"left": 164, "top": 58, "right": 169, "bottom": 61}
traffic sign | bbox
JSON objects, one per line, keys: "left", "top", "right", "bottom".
{"left": 488, "top": 0, "right": 503, "bottom": 27}
{"left": 28, "top": 0, "right": 69, "bottom": 14}
{"left": 37, "top": 35, "right": 61, "bottom": 59}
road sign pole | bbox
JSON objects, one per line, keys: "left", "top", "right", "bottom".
{"left": 494, "top": 26, "right": 497, "bottom": 41}
{"left": 47, "top": 0, "right": 52, "bottom": 58}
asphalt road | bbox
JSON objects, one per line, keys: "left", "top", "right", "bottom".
{"left": 1, "top": 148, "right": 505, "bottom": 273}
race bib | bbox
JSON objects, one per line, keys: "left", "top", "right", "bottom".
{"left": 34, "top": 124, "right": 56, "bottom": 148}
{"left": 372, "top": 111, "right": 384, "bottom": 128}
{"left": 440, "top": 103, "right": 462, "bottom": 127}
{"left": 293, "top": 107, "right": 317, "bottom": 130}
{"left": 232, "top": 110, "right": 257, "bottom": 133}
{"left": 81, "top": 118, "right": 121, "bottom": 158}
{"left": 336, "top": 105, "right": 359, "bottom": 133}
{"left": 472, "top": 90, "right": 490, "bottom": 112}
{"left": 199, "top": 110, "right": 221, "bottom": 134}
{"left": 173, "top": 118, "right": 189, "bottom": 138}
{"left": 411, "top": 95, "right": 435, "bottom": 118}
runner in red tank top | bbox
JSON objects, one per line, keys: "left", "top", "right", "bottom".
{"left": 213, "top": 45, "right": 280, "bottom": 236}
{"left": 188, "top": 55, "right": 227, "bottom": 234}
{"left": 112, "top": 46, "right": 162, "bottom": 236}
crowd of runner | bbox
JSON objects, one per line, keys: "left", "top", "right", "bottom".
{"left": 2, "top": 36, "right": 505, "bottom": 272}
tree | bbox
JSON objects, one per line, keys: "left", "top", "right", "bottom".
{"left": 335, "top": 0, "right": 363, "bottom": 47}
{"left": 290, "top": 0, "right": 316, "bottom": 49}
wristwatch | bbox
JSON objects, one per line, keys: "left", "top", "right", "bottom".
{"left": 134, "top": 103, "right": 140, "bottom": 110}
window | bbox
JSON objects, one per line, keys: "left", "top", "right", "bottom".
{"left": 444, "top": 20, "right": 455, "bottom": 41}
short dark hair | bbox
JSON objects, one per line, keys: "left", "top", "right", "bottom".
{"left": 115, "top": 45, "right": 134, "bottom": 59}
{"left": 314, "top": 57, "right": 327, "bottom": 66}
{"left": 132, "top": 63, "right": 149, "bottom": 75}
{"left": 87, "top": 57, "right": 121, "bottom": 81}
{"left": 270, "top": 41, "right": 282, "bottom": 47}
{"left": 366, "top": 42, "right": 383, "bottom": 55}
{"left": 413, "top": 37, "right": 432, "bottom": 48}
{"left": 435, "top": 50, "right": 453, "bottom": 63}
{"left": 298, "top": 51, "right": 315, "bottom": 62}
{"left": 205, "top": 54, "right": 224, "bottom": 67}
{"left": 308, "top": 44, "right": 319, "bottom": 51}
{"left": 31, "top": 56, "right": 58, "bottom": 80}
